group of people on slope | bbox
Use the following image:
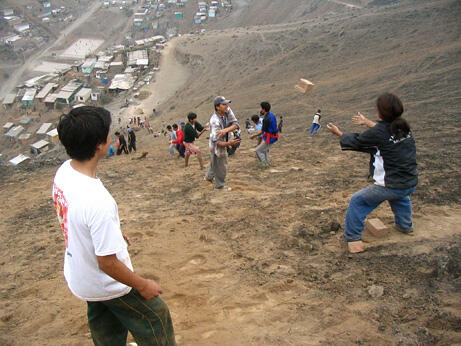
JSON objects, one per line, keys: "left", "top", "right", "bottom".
{"left": 113, "top": 127, "right": 136, "bottom": 156}
{"left": 50, "top": 91, "right": 417, "bottom": 345}
{"left": 166, "top": 96, "right": 281, "bottom": 190}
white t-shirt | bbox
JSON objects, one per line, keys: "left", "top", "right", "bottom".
{"left": 313, "top": 113, "right": 320, "bottom": 124}
{"left": 52, "top": 160, "right": 132, "bottom": 301}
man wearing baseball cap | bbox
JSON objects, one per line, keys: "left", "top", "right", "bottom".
{"left": 205, "top": 96, "right": 240, "bottom": 189}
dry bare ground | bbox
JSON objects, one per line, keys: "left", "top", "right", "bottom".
{"left": 0, "top": 0, "right": 460, "bottom": 345}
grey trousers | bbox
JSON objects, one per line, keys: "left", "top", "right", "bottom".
{"left": 206, "top": 151, "right": 227, "bottom": 188}
{"left": 255, "top": 141, "right": 272, "bottom": 165}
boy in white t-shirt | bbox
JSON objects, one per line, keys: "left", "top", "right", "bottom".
{"left": 52, "top": 106, "right": 176, "bottom": 346}
{"left": 310, "top": 109, "right": 322, "bottom": 135}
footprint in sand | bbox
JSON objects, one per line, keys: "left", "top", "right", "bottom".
{"left": 201, "top": 330, "right": 217, "bottom": 339}
{"left": 179, "top": 254, "right": 207, "bottom": 271}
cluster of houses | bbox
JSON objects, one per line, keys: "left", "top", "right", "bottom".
{"left": 1, "top": 4, "right": 76, "bottom": 56}
{"left": 2, "top": 118, "right": 59, "bottom": 166}
{"left": 2, "top": 35, "right": 165, "bottom": 111}
{"left": 1, "top": 33, "right": 166, "bottom": 166}
{"left": 128, "top": 0, "right": 232, "bottom": 28}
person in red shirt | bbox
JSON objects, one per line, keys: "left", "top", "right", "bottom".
{"left": 172, "top": 123, "right": 185, "bottom": 158}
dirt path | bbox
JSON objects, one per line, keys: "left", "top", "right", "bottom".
{"left": 115, "top": 39, "right": 190, "bottom": 122}
{"left": 0, "top": 1, "right": 101, "bottom": 99}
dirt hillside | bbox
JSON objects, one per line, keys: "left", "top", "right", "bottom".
{"left": 0, "top": 0, "right": 460, "bottom": 345}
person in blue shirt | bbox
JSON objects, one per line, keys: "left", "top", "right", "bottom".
{"left": 251, "top": 102, "right": 279, "bottom": 166}
{"left": 107, "top": 145, "right": 114, "bottom": 158}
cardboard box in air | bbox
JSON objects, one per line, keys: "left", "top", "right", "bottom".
{"left": 295, "top": 78, "right": 314, "bottom": 95}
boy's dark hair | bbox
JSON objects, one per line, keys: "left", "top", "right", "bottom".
{"left": 172, "top": 124, "right": 178, "bottom": 129}
{"left": 317, "top": 109, "right": 321, "bottom": 113}
{"left": 58, "top": 106, "right": 111, "bottom": 161}
{"left": 376, "top": 93, "right": 403, "bottom": 122}
{"left": 251, "top": 114, "right": 259, "bottom": 123}
{"left": 260, "top": 101, "right": 271, "bottom": 112}
{"left": 166, "top": 125, "right": 172, "bottom": 130}
{"left": 115, "top": 131, "right": 120, "bottom": 135}
{"left": 187, "top": 112, "right": 197, "bottom": 121}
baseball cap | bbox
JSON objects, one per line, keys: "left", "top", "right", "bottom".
{"left": 179, "top": 121, "right": 185, "bottom": 125}
{"left": 214, "top": 96, "right": 231, "bottom": 107}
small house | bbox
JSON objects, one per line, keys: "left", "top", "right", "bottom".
{"left": 18, "top": 133, "right": 31, "bottom": 144}
{"left": 76, "top": 88, "right": 92, "bottom": 103}
{"left": 3, "top": 9, "right": 14, "bottom": 17}
{"left": 81, "top": 58, "right": 97, "bottom": 74}
{"left": 174, "top": 12, "right": 183, "bottom": 19}
{"left": 5, "top": 125, "right": 24, "bottom": 139}
{"left": 108, "top": 74, "right": 135, "bottom": 91}
{"left": 9, "top": 154, "right": 30, "bottom": 166}
{"left": 2, "top": 94, "right": 16, "bottom": 109}
{"left": 21, "top": 89, "right": 36, "bottom": 106}
{"left": 109, "top": 61, "right": 124, "bottom": 73}
{"left": 56, "top": 80, "right": 83, "bottom": 104}
{"left": 44, "top": 93, "right": 58, "bottom": 109}
{"left": 19, "top": 116, "right": 32, "bottom": 125}
{"left": 31, "top": 140, "right": 50, "bottom": 154}
{"left": 14, "top": 23, "right": 30, "bottom": 34}
{"left": 3, "top": 122, "right": 14, "bottom": 132}
{"left": 47, "top": 128, "right": 59, "bottom": 143}
{"left": 36, "top": 83, "right": 58, "bottom": 101}
{"left": 36, "top": 123, "right": 52, "bottom": 135}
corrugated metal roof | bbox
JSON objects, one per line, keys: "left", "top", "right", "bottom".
{"left": 36, "top": 123, "right": 52, "bottom": 134}
{"left": 9, "top": 154, "right": 30, "bottom": 166}
{"left": 22, "top": 89, "right": 36, "bottom": 102}
{"left": 31, "top": 139, "right": 50, "bottom": 149}
{"left": 3, "top": 94, "right": 16, "bottom": 104}
{"left": 47, "top": 128, "right": 58, "bottom": 137}
{"left": 36, "top": 83, "right": 58, "bottom": 99}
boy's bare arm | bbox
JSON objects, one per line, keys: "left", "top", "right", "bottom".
{"left": 97, "top": 254, "right": 162, "bottom": 300}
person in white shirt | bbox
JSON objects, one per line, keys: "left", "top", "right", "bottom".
{"left": 310, "top": 109, "right": 322, "bottom": 135}
{"left": 52, "top": 106, "right": 176, "bottom": 346}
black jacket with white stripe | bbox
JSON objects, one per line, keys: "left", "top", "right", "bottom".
{"left": 339, "top": 120, "right": 418, "bottom": 189}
